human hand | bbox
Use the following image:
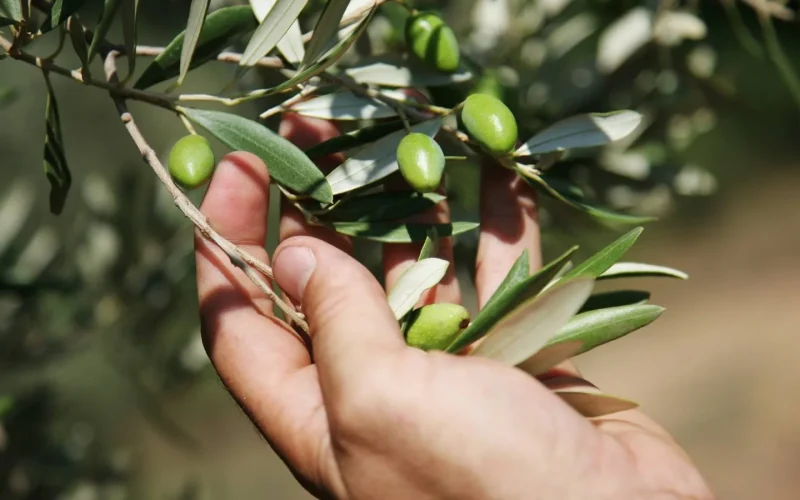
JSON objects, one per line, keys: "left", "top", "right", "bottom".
{"left": 194, "top": 115, "right": 713, "bottom": 500}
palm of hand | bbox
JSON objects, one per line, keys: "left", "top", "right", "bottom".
{"left": 194, "top": 115, "right": 712, "bottom": 499}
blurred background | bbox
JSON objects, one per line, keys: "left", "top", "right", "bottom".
{"left": 2, "top": 0, "right": 800, "bottom": 498}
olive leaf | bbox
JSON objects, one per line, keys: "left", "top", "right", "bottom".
{"left": 42, "top": 0, "right": 89, "bottom": 31}
{"left": 324, "top": 191, "right": 445, "bottom": 222}
{"left": 386, "top": 257, "right": 449, "bottom": 320}
{"left": 446, "top": 247, "right": 575, "bottom": 354}
{"left": 181, "top": 107, "right": 332, "bottom": 203}
{"left": 470, "top": 278, "right": 595, "bottom": 366}
{"left": 134, "top": 6, "right": 257, "bottom": 90}
{"left": 543, "top": 376, "right": 638, "bottom": 418}
{"left": 418, "top": 234, "right": 439, "bottom": 261}
{"left": 121, "top": 0, "right": 139, "bottom": 77}
{"left": 179, "top": 0, "right": 211, "bottom": 86}
{"left": 599, "top": 262, "right": 689, "bottom": 280}
{"left": 330, "top": 221, "right": 479, "bottom": 243}
{"left": 289, "top": 90, "right": 409, "bottom": 120}
{"left": 249, "top": 0, "right": 305, "bottom": 64}
{"left": 87, "top": 0, "right": 122, "bottom": 64}
{"left": 304, "top": 120, "right": 404, "bottom": 159}
{"left": 67, "top": 15, "right": 91, "bottom": 81}
{"left": 326, "top": 118, "right": 442, "bottom": 196}
{"left": 239, "top": 0, "right": 308, "bottom": 69}
{"left": 564, "top": 227, "right": 643, "bottom": 279}
{"left": 580, "top": 290, "right": 650, "bottom": 312}
{"left": 0, "top": 0, "right": 22, "bottom": 25}
{"left": 345, "top": 56, "right": 473, "bottom": 87}
{"left": 525, "top": 174, "right": 655, "bottom": 225}
{"left": 301, "top": 0, "right": 349, "bottom": 69}
{"left": 42, "top": 74, "right": 72, "bottom": 215}
{"left": 516, "top": 340, "right": 583, "bottom": 377}
{"left": 515, "top": 110, "right": 643, "bottom": 156}
{"left": 546, "top": 303, "right": 664, "bottom": 356}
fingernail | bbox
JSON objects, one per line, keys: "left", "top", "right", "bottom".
{"left": 273, "top": 246, "right": 316, "bottom": 302}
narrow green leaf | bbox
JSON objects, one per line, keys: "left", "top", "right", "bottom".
{"left": 0, "top": 0, "right": 22, "bottom": 24}
{"left": 290, "top": 89, "right": 407, "bottom": 120}
{"left": 182, "top": 107, "right": 332, "bottom": 203}
{"left": 239, "top": 0, "right": 309, "bottom": 69}
{"left": 470, "top": 278, "right": 595, "bottom": 366}
{"left": 325, "top": 191, "right": 444, "bottom": 222}
{"left": 246, "top": 4, "right": 375, "bottom": 96}
{"left": 304, "top": 120, "right": 404, "bottom": 159}
{"left": 580, "top": 290, "right": 650, "bottom": 313}
{"left": 326, "top": 118, "right": 442, "bottom": 195}
{"left": 134, "top": 6, "right": 257, "bottom": 90}
{"left": 87, "top": 0, "right": 123, "bottom": 64}
{"left": 387, "top": 257, "right": 449, "bottom": 320}
{"left": 121, "top": 0, "right": 139, "bottom": 77}
{"left": 545, "top": 377, "right": 639, "bottom": 418}
{"left": 565, "top": 227, "right": 643, "bottom": 279}
{"left": 249, "top": 0, "right": 305, "bottom": 63}
{"left": 302, "top": 0, "right": 349, "bottom": 69}
{"left": 546, "top": 304, "right": 664, "bottom": 356}
{"left": 599, "top": 262, "right": 689, "bottom": 280}
{"left": 67, "top": 15, "right": 91, "bottom": 81}
{"left": 179, "top": 0, "right": 211, "bottom": 86}
{"left": 525, "top": 174, "right": 655, "bottom": 225}
{"left": 418, "top": 234, "right": 439, "bottom": 261}
{"left": 517, "top": 340, "right": 584, "bottom": 377}
{"left": 446, "top": 247, "right": 577, "bottom": 354}
{"left": 42, "top": 74, "right": 72, "bottom": 215}
{"left": 43, "top": 0, "right": 89, "bottom": 31}
{"left": 346, "top": 55, "right": 473, "bottom": 87}
{"left": 330, "top": 221, "right": 479, "bottom": 243}
{"left": 516, "top": 110, "right": 643, "bottom": 156}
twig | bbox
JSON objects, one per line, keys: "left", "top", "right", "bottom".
{"left": 102, "top": 51, "right": 309, "bottom": 333}
{"left": 134, "top": 45, "right": 285, "bottom": 70}
{"left": 260, "top": 83, "right": 323, "bottom": 119}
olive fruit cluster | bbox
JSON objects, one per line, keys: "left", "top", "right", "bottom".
{"left": 461, "top": 93, "right": 518, "bottom": 155}
{"left": 168, "top": 135, "right": 216, "bottom": 190}
{"left": 405, "top": 303, "right": 471, "bottom": 351}
{"left": 397, "top": 133, "right": 446, "bottom": 193}
{"left": 405, "top": 12, "right": 460, "bottom": 73}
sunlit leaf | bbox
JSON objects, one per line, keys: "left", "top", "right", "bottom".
{"left": 387, "top": 258, "right": 449, "bottom": 320}
{"left": 599, "top": 262, "right": 688, "bottom": 280}
{"left": 471, "top": 278, "right": 595, "bottom": 366}
{"left": 565, "top": 227, "right": 643, "bottom": 279}
{"left": 418, "top": 234, "right": 439, "bottom": 261}
{"left": 67, "top": 15, "right": 91, "bottom": 81}
{"left": 87, "top": 0, "right": 123, "bottom": 64}
{"left": 515, "top": 111, "right": 643, "bottom": 156}
{"left": 547, "top": 304, "right": 664, "bottom": 356}
{"left": 346, "top": 56, "right": 473, "bottom": 87}
{"left": 580, "top": 290, "right": 650, "bottom": 312}
{"left": 326, "top": 118, "right": 442, "bottom": 195}
{"left": 446, "top": 247, "right": 575, "bottom": 354}
{"left": 596, "top": 7, "right": 652, "bottom": 74}
{"left": 121, "top": 0, "right": 140, "bottom": 77}
{"left": 42, "top": 74, "right": 71, "bottom": 215}
{"left": 239, "top": 0, "right": 309, "bottom": 69}
{"left": 289, "top": 89, "right": 409, "bottom": 120}
{"left": 43, "top": 0, "right": 89, "bottom": 31}
{"left": 325, "top": 191, "right": 444, "bottom": 222}
{"left": 134, "top": 6, "right": 257, "bottom": 89}
{"left": 182, "top": 107, "right": 332, "bottom": 202}
{"left": 302, "top": 0, "right": 349, "bottom": 69}
{"left": 304, "top": 120, "right": 404, "bottom": 159}
{"left": 331, "top": 221, "right": 479, "bottom": 243}
{"left": 249, "top": 0, "right": 305, "bottom": 63}
{"left": 517, "top": 340, "right": 583, "bottom": 377}
{"left": 179, "top": 0, "right": 211, "bottom": 86}
{"left": 545, "top": 376, "right": 639, "bottom": 417}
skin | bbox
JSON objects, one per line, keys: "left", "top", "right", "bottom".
{"left": 194, "top": 114, "right": 714, "bottom": 500}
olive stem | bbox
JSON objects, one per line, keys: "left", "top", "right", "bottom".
{"left": 259, "top": 83, "right": 323, "bottom": 120}
{"left": 179, "top": 113, "right": 198, "bottom": 135}
{"left": 102, "top": 51, "right": 310, "bottom": 336}
{"left": 444, "top": 155, "right": 468, "bottom": 161}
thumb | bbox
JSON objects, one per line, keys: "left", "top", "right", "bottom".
{"left": 273, "top": 236, "right": 406, "bottom": 393}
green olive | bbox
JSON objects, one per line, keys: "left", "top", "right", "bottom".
{"left": 461, "top": 93, "right": 518, "bottom": 155}
{"left": 404, "top": 303, "right": 470, "bottom": 351}
{"left": 396, "top": 133, "right": 445, "bottom": 193}
{"left": 405, "top": 12, "right": 460, "bottom": 73}
{"left": 168, "top": 135, "right": 216, "bottom": 190}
